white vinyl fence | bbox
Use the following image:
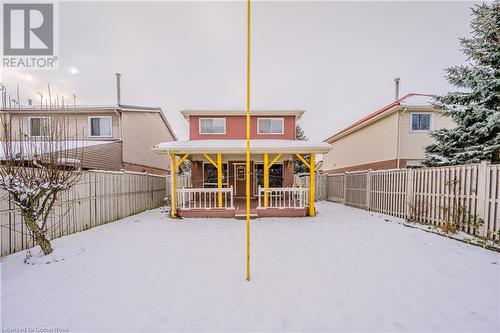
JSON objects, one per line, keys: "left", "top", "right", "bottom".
{"left": 0, "top": 170, "right": 166, "bottom": 256}
{"left": 165, "top": 174, "right": 192, "bottom": 199}
{"left": 295, "top": 173, "right": 328, "bottom": 201}
{"left": 323, "top": 161, "right": 499, "bottom": 241}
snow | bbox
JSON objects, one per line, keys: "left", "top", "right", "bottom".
{"left": 153, "top": 139, "right": 331, "bottom": 154}
{"left": 1, "top": 202, "right": 499, "bottom": 332}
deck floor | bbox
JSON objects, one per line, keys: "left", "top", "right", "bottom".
{"left": 234, "top": 198, "right": 259, "bottom": 214}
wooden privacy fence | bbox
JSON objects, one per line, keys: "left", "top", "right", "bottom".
{"left": 0, "top": 170, "right": 166, "bottom": 256}
{"left": 324, "top": 161, "right": 499, "bottom": 241}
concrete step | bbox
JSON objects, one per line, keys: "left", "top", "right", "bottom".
{"left": 234, "top": 213, "right": 259, "bottom": 220}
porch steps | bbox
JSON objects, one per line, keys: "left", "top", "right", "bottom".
{"left": 234, "top": 213, "right": 259, "bottom": 220}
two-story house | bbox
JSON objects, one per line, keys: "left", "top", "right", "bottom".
{"left": 321, "top": 94, "right": 455, "bottom": 173}
{"left": 0, "top": 105, "right": 177, "bottom": 175}
{"left": 153, "top": 109, "right": 331, "bottom": 218}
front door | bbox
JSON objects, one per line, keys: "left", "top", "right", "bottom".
{"left": 234, "top": 164, "right": 246, "bottom": 197}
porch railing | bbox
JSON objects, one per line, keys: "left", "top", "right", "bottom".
{"left": 257, "top": 186, "right": 309, "bottom": 209}
{"left": 176, "top": 187, "right": 234, "bottom": 210}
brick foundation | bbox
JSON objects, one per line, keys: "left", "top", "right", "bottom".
{"left": 178, "top": 209, "right": 235, "bottom": 218}
{"left": 122, "top": 162, "right": 169, "bottom": 175}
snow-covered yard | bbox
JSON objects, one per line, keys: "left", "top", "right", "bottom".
{"left": 1, "top": 201, "right": 499, "bottom": 332}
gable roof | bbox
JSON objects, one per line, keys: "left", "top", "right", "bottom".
{"left": 180, "top": 109, "right": 304, "bottom": 120}
{"left": 323, "top": 93, "right": 434, "bottom": 143}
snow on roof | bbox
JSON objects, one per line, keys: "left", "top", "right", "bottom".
{"left": 0, "top": 140, "right": 113, "bottom": 160}
{"left": 153, "top": 139, "right": 331, "bottom": 154}
{"left": 323, "top": 93, "right": 435, "bottom": 143}
{"left": 180, "top": 109, "right": 305, "bottom": 119}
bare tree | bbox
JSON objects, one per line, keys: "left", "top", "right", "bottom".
{"left": 0, "top": 114, "right": 83, "bottom": 255}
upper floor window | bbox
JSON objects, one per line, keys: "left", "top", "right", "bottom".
{"left": 29, "top": 117, "right": 51, "bottom": 137}
{"left": 89, "top": 116, "right": 112, "bottom": 137}
{"left": 199, "top": 118, "right": 225, "bottom": 134}
{"left": 258, "top": 118, "right": 284, "bottom": 134}
{"left": 410, "top": 113, "right": 431, "bottom": 132}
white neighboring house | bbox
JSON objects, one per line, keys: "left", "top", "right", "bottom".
{"left": 321, "top": 93, "right": 455, "bottom": 173}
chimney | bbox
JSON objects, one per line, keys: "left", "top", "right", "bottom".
{"left": 28, "top": 98, "right": 33, "bottom": 106}
{"left": 394, "top": 77, "right": 400, "bottom": 100}
{"left": 116, "top": 73, "right": 122, "bottom": 105}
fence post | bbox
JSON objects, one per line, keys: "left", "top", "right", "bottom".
{"left": 366, "top": 170, "right": 371, "bottom": 210}
{"left": 476, "top": 160, "right": 490, "bottom": 237}
{"left": 343, "top": 173, "right": 347, "bottom": 204}
{"left": 405, "top": 168, "right": 414, "bottom": 219}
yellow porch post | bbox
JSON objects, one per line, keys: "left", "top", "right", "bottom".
{"left": 203, "top": 153, "right": 223, "bottom": 208}
{"left": 309, "top": 153, "right": 316, "bottom": 216}
{"left": 217, "top": 153, "right": 223, "bottom": 207}
{"left": 295, "top": 153, "right": 315, "bottom": 216}
{"left": 169, "top": 153, "right": 189, "bottom": 218}
{"left": 170, "top": 153, "right": 177, "bottom": 218}
{"left": 263, "top": 153, "right": 282, "bottom": 208}
{"left": 263, "top": 153, "right": 269, "bottom": 207}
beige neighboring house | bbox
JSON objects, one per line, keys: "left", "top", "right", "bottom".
{"left": 321, "top": 93, "right": 455, "bottom": 173}
{"left": 0, "top": 105, "right": 177, "bottom": 174}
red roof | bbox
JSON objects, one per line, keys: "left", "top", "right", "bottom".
{"left": 323, "top": 93, "right": 433, "bottom": 143}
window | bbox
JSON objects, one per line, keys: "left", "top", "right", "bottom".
{"left": 253, "top": 163, "right": 283, "bottom": 194}
{"left": 410, "top": 113, "right": 431, "bottom": 132}
{"left": 199, "top": 118, "right": 225, "bottom": 134}
{"left": 203, "top": 163, "right": 228, "bottom": 187}
{"left": 28, "top": 117, "right": 51, "bottom": 137}
{"left": 258, "top": 118, "right": 284, "bottom": 134}
{"left": 89, "top": 116, "right": 112, "bottom": 137}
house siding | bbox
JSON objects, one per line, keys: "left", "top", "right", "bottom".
{"left": 322, "top": 112, "right": 399, "bottom": 172}
{"left": 121, "top": 112, "right": 175, "bottom": 173}
{"left": 189, "top": 115, "right": 296, "bottom": 140}
{"left": 79, "top": 141, "right": 123, "bottom": 171}
{"left": 398, "top": 110, "right": 455, "bottom": 160}
{"left": 322, "top": 108, "right": 456, "bottom": 173}
{"left": 5, "top": 112, "right": 121, "bottom": 140}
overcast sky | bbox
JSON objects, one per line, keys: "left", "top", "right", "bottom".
{"left": 1, "top": 1, "right": 477, "bottom": 141}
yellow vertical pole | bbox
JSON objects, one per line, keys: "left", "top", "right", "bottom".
{"left": 217, "top": 153, "right": 222, "bottom": 207}
{"left": 170, "top": 153, "right": 177, "bottom": 218}
{"left": 263, "top": 153, "right": 269, "bottom": 207}
{"left": 309, "top": 153, "right": 316, "bottom": 216}
{"left": 245, "top": 0, "right": 251, "bottom": 282}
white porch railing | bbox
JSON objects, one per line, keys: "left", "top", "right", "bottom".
{"left": 176, "top": 187, "right": 234, "bottom": 210}
{"left": 257, "top": 186, "right": 309, "bottom": 209}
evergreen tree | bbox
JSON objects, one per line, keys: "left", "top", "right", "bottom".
{"left": 424, "top": 1, "right": 500, "bottom": 166}
{"left": 295, "top": 125, "right": 309, "bottom": 173}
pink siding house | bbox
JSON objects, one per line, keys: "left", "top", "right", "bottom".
{"left": 154, "top": 109, "right": 330, "bottom": 218}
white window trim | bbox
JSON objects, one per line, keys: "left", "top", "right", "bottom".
{"left": 28, "top": 117, "right": 51, "bottom": 137}
{"left": 88, "top": 116, "right": 113, "bottom": 138}
{"left": 409, "top": 112, "right": 432, "bottom": 133}
{"left": 202, "top": 162, "right": 228, "bottom": 187}
{"left": 257, "top": 117, "right": 284, "bottom": 135}
{"left": 199, "top": 118, "right": 226, "bottom": 135}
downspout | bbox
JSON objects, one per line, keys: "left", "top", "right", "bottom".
{"left": 396, "top": 107, "right": 407, "bottom": 169}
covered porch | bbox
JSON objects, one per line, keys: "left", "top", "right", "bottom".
{"left": 153, "top": 139, "right": 331, "bottom": 218}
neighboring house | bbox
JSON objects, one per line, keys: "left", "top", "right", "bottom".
{"left": 153, "top": 109, "right": 330, "bottom": 218}
{"left": 321, "top": 93, "right": 455, "bottom": 173}
{"left": 0, "top": 105, "right": 177, "bottom": 174}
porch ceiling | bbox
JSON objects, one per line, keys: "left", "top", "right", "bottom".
{"left": 153, "top": 139, "right": 331, "bottom": 155}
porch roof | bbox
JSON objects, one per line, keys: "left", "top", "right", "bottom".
{"left": 153, "top": 139, "right": 331, "bottom": 155}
